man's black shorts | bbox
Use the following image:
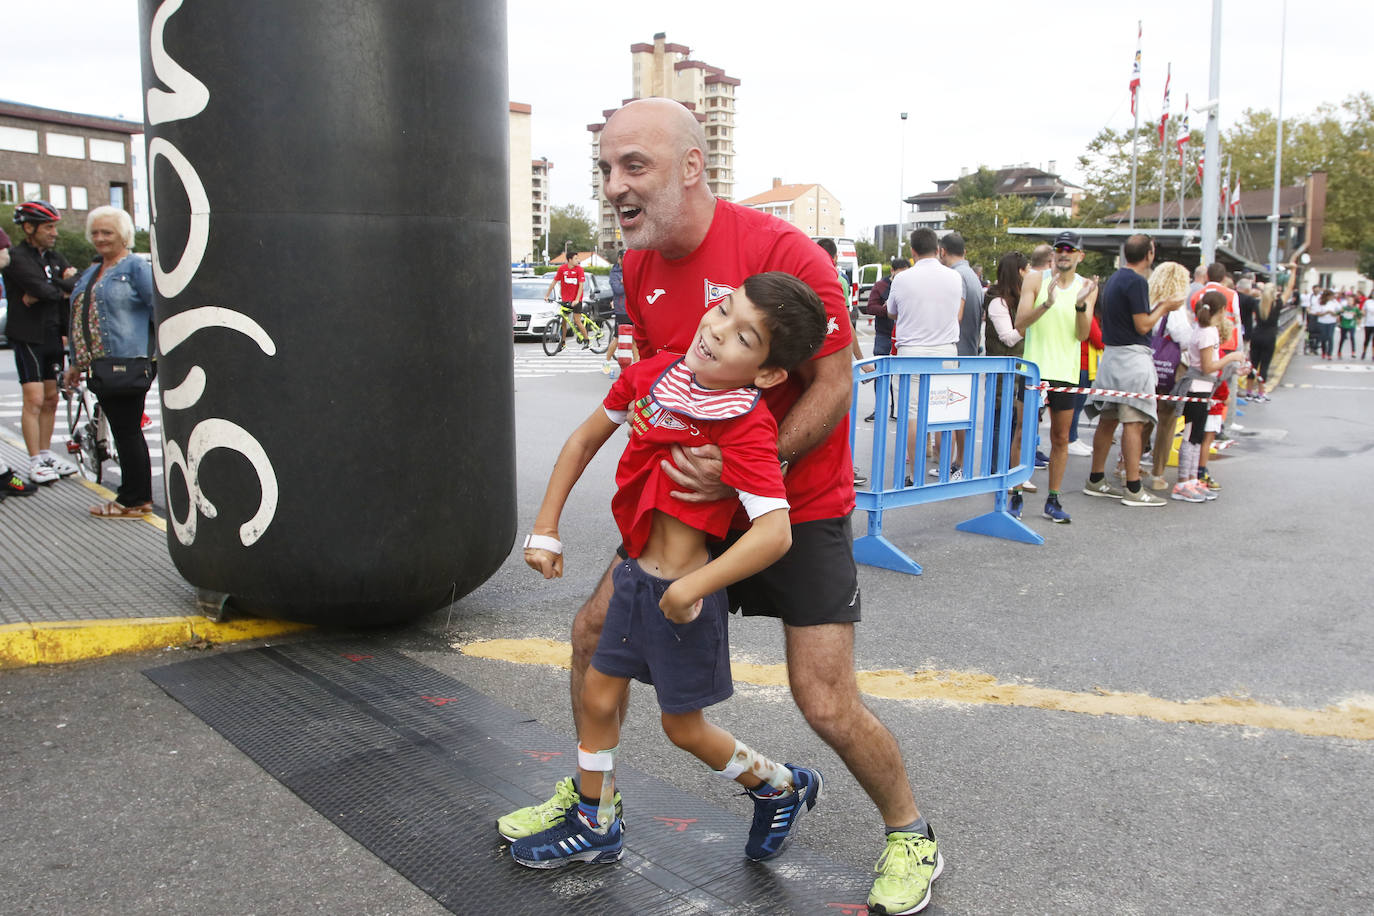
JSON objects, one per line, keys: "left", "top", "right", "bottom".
{"left": 560, "top": 299, "right": 585, "bottom": 315}
{"left": 13, "top": 339, "right": 65, "bottom": 384}
{"left": 720, "top": 515, "right": 861, "bottom": 627}
{"left": 1042, "top": 378, "right": 1077, "bottom": 412}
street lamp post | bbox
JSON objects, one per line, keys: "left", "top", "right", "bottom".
{"left": 898, "top": 111, "right": 908, "bottom": 258}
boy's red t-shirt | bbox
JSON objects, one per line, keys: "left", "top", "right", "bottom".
{"left": 623, "top": 200, "right": 855, "bottom": 526}
{"left": 603, "top": 352, "right": 786, "bottom": 558}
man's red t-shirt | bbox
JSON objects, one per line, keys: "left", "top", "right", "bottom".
{"left": 553, "top": 263, "right": 585, "bottom": 304}
{"left": 623, "top": 201, "right": 854, "bottom": 525}
{"left": 603, "top": 351, "right": 787, "bottom": 558}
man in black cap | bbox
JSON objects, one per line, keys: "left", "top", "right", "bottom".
{"left": 1015, "top": 230, "right": 1097, "bottom": 522}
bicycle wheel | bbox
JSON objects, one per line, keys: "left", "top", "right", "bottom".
{"left": 541, "top": 317, "right": 566, "bottom": 356}
{"left": 588, "top": 318, "right": 614, "bottom": 355}
{"left": 64, "top": 386, "right": 92, "bottom": 475}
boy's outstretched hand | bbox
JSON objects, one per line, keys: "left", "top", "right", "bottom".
{"left": 659, "top": 582, "right": 703, "bottom": 624}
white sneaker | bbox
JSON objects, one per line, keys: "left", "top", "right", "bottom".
{"left": 1066, "top": 439, "right": 1093, "bottom": 457}
{"left": 42, "top": 451, "right": 79, "bottom": 478}
{"left": 29, "top": 459, "right": 59, "bottom": 485}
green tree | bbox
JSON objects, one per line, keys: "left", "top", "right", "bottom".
{"left": 950, "top": 166, "right": 1002, "bottom": 207}
{"left": 547, "top": 204, "right": 595, "bottom": 259}
{"left": 855, "top": 238, "right": 883, "bottom": 266}
{"left": 1076, "top": 92, "right": 1374, "bottom": 249}
{"left": 944, "top": 197, "right": 1037, "bottom": 277}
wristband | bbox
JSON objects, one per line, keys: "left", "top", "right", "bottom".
{"left": 522, "top": 533, "right": 563, "bottom": 555}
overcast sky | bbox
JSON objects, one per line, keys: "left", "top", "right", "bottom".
{"left": 9, "top": 0, "right": 1369, "bottom": 238}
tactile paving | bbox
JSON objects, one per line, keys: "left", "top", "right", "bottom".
{"left": 0, "top": 437, "right": 193, "bottom": 625}
{"left": 145, "top": 642, "right": 873, "bottom": 914}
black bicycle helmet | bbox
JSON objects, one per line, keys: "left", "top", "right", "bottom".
{"left": 14, "top": 200, "right": 62, "bottom": 224}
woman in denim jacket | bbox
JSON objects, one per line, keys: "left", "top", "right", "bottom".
{"left": 63, "top": 206, "right": 157, "bottom": 518}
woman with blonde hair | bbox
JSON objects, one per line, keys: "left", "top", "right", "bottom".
{"left": 62, "top": 206, "right": 157, "bottom": 518}
{"left": 1247, "top": 266, "right": 1296, "bottom": 401}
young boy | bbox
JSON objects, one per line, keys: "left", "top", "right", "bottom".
{"left": 508, "top": 272, "right": 828, "bottom": 869}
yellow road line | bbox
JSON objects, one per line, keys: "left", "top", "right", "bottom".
{"left": 459, "top": 638, "right": 1374, "bottom": 741}
{"left": 0, "top": 616, "right": 310, "bottom": 668}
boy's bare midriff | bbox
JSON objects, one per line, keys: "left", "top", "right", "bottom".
{"left": 637, "top": 510, "right": 713, "bottom": 580}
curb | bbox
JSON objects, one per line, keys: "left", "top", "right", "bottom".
{"left": 0, "top": 616, "right": 312, "bottom": 668}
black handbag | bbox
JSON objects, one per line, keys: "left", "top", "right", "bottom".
{"left": 89, "top": 357, "right": 155, "bottom": 394}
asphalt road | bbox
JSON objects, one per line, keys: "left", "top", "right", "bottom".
{"left": 2, "top": 343, "right": 1371, "bottom": 914}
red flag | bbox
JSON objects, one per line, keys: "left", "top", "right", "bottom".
{"left": 1229, "top": 177, "right": 1241, "bottom": 214}
{"left": 1159, "top": 63, "right": 1171, "bottom": 143}
{"left": 1129, "top": 22, "right": 1142, "bottom": 116}
{"left": 1176, "top": 93, "right": 1191, "bottom": 166}
{"left": 1197, "top": 152, "right": 1205, "bottom": 187}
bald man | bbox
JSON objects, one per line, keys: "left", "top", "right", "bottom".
{"left": 500, "top": 99, "right": 943, "bottom": 914}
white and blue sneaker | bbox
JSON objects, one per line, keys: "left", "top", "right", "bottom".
{"left": 745, "top": 764, "right": 823, "bottom": 861}
{"left": 509, "top": 806, "right": 623, "bottom": 869}
{"left": 1042, "top": 497, "right": 1072, "bottom": 524}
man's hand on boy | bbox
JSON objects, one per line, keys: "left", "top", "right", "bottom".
{"left": 662, "top": 444, "right": 732, "bottom": 503}
{"left": 659, "top": 582, "right": 704, "bottom": 624}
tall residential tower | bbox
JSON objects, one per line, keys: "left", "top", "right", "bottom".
{"left": 588, "top": 33, "right": 739, "bottom": 255}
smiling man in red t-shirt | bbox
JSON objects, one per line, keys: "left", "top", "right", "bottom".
{"left": 499, "top": 98, "right": 943, "bottom": 914}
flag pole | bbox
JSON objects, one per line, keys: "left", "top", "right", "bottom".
{"left": 1158, "top": 63, "right": 1170, "bottom": 229}
{"left": 1128, "top": 21, "right": 1142, "bottom": 229}
{"left": 1200, "top": 1, "right": 1222, "bottom": 265}
{"left": 1267, "top": 0, "right": 1287, "bottom": 272}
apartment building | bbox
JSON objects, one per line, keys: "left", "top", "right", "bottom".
{"left": 907, "top": 164, "right": 1082, "bottom": 232}
{"left": 0, "top": 100, "right": 141, "bottom": 229}
{"left": 508, "top": 102, "right": 553, "bottom": 266}
{"left": 738, "top": 178, "right": 845, "bottom": 237}
{"left": 588, "top": 33, "right": 740, "bottom": 255}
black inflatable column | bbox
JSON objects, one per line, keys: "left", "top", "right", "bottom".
{"left": 137, "top": 0, "right": 515, "bottom": 623}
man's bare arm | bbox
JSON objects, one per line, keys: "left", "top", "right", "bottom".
{"left": 778, "top": 346, "right": 851, "bottom": 464}
{"left": 1014, "top": 270, "right": 1044, "bottom": 333}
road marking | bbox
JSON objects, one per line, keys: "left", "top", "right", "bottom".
{"left": 1281, "top": 384, "right": 1374, "bottom": 391}
{"left": 458, "top": 637, "right": 1374, "bottom": 741}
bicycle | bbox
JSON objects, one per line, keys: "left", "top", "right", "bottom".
{"left": 541, "top": 300, "right": 613, "bottom": 356}
{"left": 62, "top": 378, "right": 118, "bottom": 484}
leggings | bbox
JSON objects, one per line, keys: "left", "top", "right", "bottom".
{"left": 1338, "top": 326, "right": 1357, "bottom": 355}
{"left": 1364, "top": 326, "right": 1374, "bottom": 356}
{"left": 1249, "top": 338, "right": 1276, "bottom": 381}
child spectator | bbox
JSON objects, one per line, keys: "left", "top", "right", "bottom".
{"left": 1173, "top": 291, "right": 1245, "bottom": 501}
{"left": 508, "top": 272, "right": 828, "bottom": 869}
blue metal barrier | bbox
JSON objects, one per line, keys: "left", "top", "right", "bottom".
{"left": 849, "top": 356, "right": 1043, "bottom": 575}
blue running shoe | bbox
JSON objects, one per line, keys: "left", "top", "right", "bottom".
{"left": 745, "top": 764, "right": 823, "bottom": 861}
{"left": 1009, "top": 491, "right": 1023, "bottom": 519}
{"left": 509, "top": 808, "right": 623, "bottom": 869}
{"left": 1042, "top": 497, "right": 1071, "bottom": 524}
{"left": 1034, "top": 449, "right": 1049, "bottom": 469}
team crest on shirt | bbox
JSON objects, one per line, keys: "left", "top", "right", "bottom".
{"left": 628, "top": 396, "right": 694, "bottom": 438}
{"left": 704, "top": 280, "right": 734, "bottom": 309}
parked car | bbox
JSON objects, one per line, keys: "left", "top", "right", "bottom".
{"left": 512, "top": 272, "right": 614, "bottom": 339}
{"left": 855, "top": 262, "right": 882, "bottom": 304}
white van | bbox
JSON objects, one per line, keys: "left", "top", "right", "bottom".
{"left": 810, "top": 236, "right": 859, "bottom": 285}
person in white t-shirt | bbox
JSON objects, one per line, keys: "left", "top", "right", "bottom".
{"left": 885, "top": 227, "right": 964, "bottom": 481}
{"left": 1362, "top": 295, "right": 1374, "bottom": 359}
{"left": 1173, "top": 291, "right": 1245, "bottom": 501}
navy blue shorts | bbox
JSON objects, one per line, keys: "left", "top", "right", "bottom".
{"left": 590, "top": 558, "right": 733, "bottom": 714}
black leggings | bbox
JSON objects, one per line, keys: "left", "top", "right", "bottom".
{"left": 95, "top": 387, "right": 154, "bottom": 506}
{"left": 1182, "top": 399, "right": 1209, "bottom": 445}
{"left": 1249, "top": 338, "right": 1276, "bottom": 381}
{"left": 1364, "top": 326, "right": 1374, "bottom": 356}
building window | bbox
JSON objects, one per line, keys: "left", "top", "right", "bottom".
{"left": 89, "top": 138, "right": 126, "bottom": 164}
{"left": 50, "top": 185, "right": 68, "bottom": 208}
{"left": 71, "top": 186, "right": 89, "bottom": 210}
{"left": 109, "top": 184, "right": 126, "bottom": 211}
{"left": 46, "top": 132, "right": 86, "bottom": 159}
{"left": 0, "top": 181, "right": 15, "bottom": 205}
{"left": 0, "top": 126, "right": 40, "bottom": 154}
{"left": 23, "top": 181, "right": 40, "bottom": 201}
